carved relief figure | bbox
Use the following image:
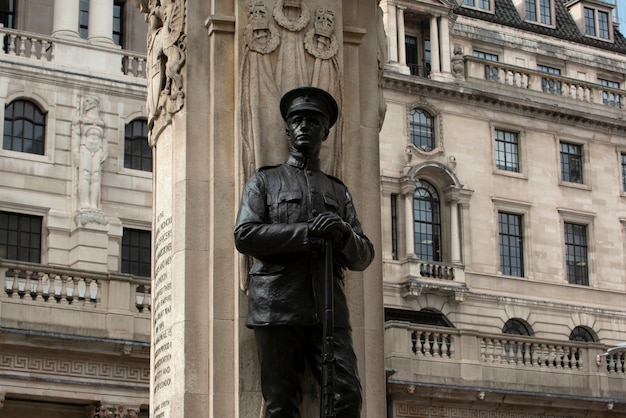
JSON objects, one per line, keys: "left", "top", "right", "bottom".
{"left": 240, "top": 0, "right": 285, "bottom": 178}
{"left": 72, "top": 96, "right": 108, "bottom": 214}
{"left": 451, "top": 45, "right": 465, "bottom": 79}
{"left": 145, "top": 0, "right": 186, "bottom": 135}
{"left": 305, "top": 7, "right": 343, "bottom": 176}
{"left": 273, "top": 0, "right": 310, "bottom": 94}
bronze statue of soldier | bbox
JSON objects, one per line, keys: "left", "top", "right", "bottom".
{"left": 234, "top": 87, "right": 374, "bottom": 417}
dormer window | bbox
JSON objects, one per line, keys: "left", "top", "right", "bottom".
{"left": 463, "top": 0, "right": 492, "bottom": 12}
{"left": 525, "top": 0, "right": 552, "bottom": 24}
{"left": 567, "top": 0, "right": 614, "bottom": 42}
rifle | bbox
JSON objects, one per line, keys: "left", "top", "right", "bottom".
{"left": 321, "top": 239, "right": 336, "bottom": 418}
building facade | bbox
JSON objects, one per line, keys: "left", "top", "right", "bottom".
{"left": 2, "top": 0, "right": 626, "bottom": 417}
{"left": 380, "top": 0, "right": 626, "bottom": 416}
{"left": 0, "top": 1, "right": 151, "bottom": 416}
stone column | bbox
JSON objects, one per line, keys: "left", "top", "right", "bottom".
{"left": 386, "top": 2, "right": 398, "bottom": 63}
{"left": 52, "top": 0, "right": 80, "bottom": 38}
{"left": 396, "top": 6, "right": 406, "bottom": 66}
{"left": 429, "top": 15, "right": 440, "bottom": 75}
{"left": 88, "top": 0, "right": 114, "bottom": 45}
{"left": 439, "top": 15, "right": 451, "bottom": 74}
{"left": 403, "top": 186, "right": 415, "bottom": 258}
{"left": 146, "top": 1, "right": 385, "bottom": 417}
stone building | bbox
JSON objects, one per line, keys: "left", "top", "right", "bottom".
{"left": 0, "top": 1, "right": 151, "bottom": 416}
{"left": 379, "top": 0, "right": 626, "bottom": 416}
{"left": 1, "top": 1, "right": 626, "bottom": 418}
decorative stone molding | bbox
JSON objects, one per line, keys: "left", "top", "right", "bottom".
{"left": 143, "top": 0, "right": 187, "bottom": 142}
{"left": 0, "top": 352, "right": 149, "bottom": 385}
{"left": 394, "top": 403, "right": 576, "bottom": 417}
{"left": 86, "top": 404, "right": 140, "bottom": 418}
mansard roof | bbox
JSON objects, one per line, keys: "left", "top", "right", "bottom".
{"left": 455, "top": 0, "right": 626, "bottom": 54}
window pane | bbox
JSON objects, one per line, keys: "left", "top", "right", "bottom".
{"left": 2, "top": 99, "right": 46, "bottom": 155}
{"left": 121, "top": 228, "right": 152, "bottom": 276}
{"left": 499, "top": 212, "right": 524, "bottom": 277}
{"left": 584, "top": 8, "right": 595, "bottom": 35}
{"left": 0, "top": 211, "right": 42, "bottom": 263}
{"left": 560, "top": 142, "right": 583, "bottom": 184}
{"left": 124, "top": 119, "right": 152, "bottom": 172}
{"left": 495, "top": 129, "right": 520, "bottom": 172}
{"left": 409, "top": 109, "right": 434, "bottom": 151}
{"left": 598, "top": 11, "right": 609, "bottom": 38}
{"left": 564, "top": 222, "right": 588, "bottom": 285}
{"left": 413, "top": 181, "right": 441, "bottom": 261}
{"left": 539, "top": 0, "right": 551, "bottom": 24}
{"left": 525, "top": 0, "right": 537, "bottom": 21}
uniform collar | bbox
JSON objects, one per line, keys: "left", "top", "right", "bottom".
{"left": 286, "top": 153, "right": 321, "bottom": 170}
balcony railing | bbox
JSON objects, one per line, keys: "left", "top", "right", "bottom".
{"left": 1, "top": 258, "right": 151, "bottom": 314}
{"left": 0, "top": 26, "right": 146, "bottom": 78}
{"left": 465, "top": 56, "right": 624, "bottom": 109}
{"left": 386, "top": 321, "right": 625, "bottom": 398}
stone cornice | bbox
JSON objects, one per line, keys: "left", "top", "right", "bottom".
{"left": 383, "top": 72, "right": 626, "bottom": 135}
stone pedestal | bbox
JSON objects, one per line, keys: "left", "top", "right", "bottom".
{"left": 146, "top": 1, "right": 385, "bottom": 416}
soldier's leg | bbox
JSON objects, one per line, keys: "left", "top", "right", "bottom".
{"left": 305, "top": 326, "right": 362, "bottom": 418}
{"left": 254, "top": 326, "right": 305, "bottom": 418}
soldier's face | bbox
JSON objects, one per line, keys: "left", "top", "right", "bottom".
{"left": 286, "top": 110, "right": 329, "bottom": 156}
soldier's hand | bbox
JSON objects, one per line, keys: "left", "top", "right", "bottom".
{"left": 309, "top": 212, "right": 350, "bottom": 245}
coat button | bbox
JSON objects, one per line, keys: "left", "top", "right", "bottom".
{"left": 311, "top": 187, "right": 317, "bottom": 194}
{"left": 311, "top": 209, "right": 318, "bottom": 216}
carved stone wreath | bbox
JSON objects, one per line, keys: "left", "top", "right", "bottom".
{"left": 304, "top": 29, "right": 338, "bottom": 60}
{"left": 245, "top": 24, "right": 280, "bottom": 54}
{"left": 273, "top": 0, "right": 310, "bottom": 32}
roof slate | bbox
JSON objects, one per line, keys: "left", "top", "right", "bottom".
{"left": 455, "top": 0, "right": 626, "bottom": 54}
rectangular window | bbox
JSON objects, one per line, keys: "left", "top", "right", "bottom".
{"left": 0, "top": 0, "right": 16, "bottom": 29}
{"left": 464, "top": 0, "right": 490, "bottom": 10}
{"left": 526, "top": 0, "right": 552, "bottom": 24}
{"left": 495, "top": 129, "right": 520, "bottom": 172}
{"left": 525, "top": 0, "right": 537, "bottom": 21}
{"left": 585, "top": 7, "right": 611, "bottom": 39}
{"left": 0, "top": 211, "right": 42, "bottom": 263}
{"left": 598, "top": 78, "right": 621, "bottom": 108}
{"left": 473, "top": 50, "right": 499, "bottom": 81}
{"left": 560, "top": 142, "right": 583, "bottom": 184}
{"left": 122, "top": 228, "right": 151, "bottom": 277}
{"left": 391, "top": 194, "right": 398, "bottom": 260}
{"left": 538, "top": 64, "right": 561, "bottom": 95}
{"left": 564, "top": 222, "right": 588, "bottom": 285}
{"left": 113, "top": 1, "right": 124, "bottom": 47}
{"left": 622, "top": 154, "right": 626, "bottom": 192}
{"left": 405, "top": 35, "right": 420, "bottom": 76}
{"left": 498, "top": 212, "right": 524, "bottom": 277}
{"left": 79, "top": 0, "right": 89, "bottom": 39}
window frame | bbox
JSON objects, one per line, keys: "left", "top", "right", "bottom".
{"left": 113, "top": 1, "right": 125, "bottom": 47}
{"left": 494, "top": 128, "right": 521, "bottom": 173}
{"left": 121, "top": 227, "right": 152, "bottom": 277}
{"left": 621, "top": 152, "right": 626, "bottom": 193}
{"left": 406, "top": 101, "right": 441, "bottom": 155}
{"left": 492, "top": 197, "right": 532, "bottom": 279}
{"left": 558, "top": 208, "right": 595, "bottom": 287}
{"left": 0, "top": 0, "right": 16, "bottom": 29}
{"left": 124, "top": 118, "right": 151, "bottom": 172}
{"left": 0, "top": 210, "right": 43, "bottom": 263}
{"left": 559, "top": 141, "right": 585, "bottom": 185}
{"left": 583, "top": 5, "right": 613, "bottom": 41}
{"left": 2, "top": 99, "right": 47, "bottom": 156}
{"left": 473, "top": 50, "right": 499, "bottom": 81}
{"left": 598, "top": 78, "right": 621, "bottom": 108}
{"left": 463, "top": 0, "right": 494, "bottom": 13}
{"left": 498, "top": 211, "right": 525, "bottom": 277}
{"left": 523, "top": 0, "right": 555, "bottom": 26}
{"left": 413, "top": 180, "right": 442, "bottom": 262}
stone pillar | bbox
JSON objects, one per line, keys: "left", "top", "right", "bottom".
{"left": 145, "top": 1, "right": 385, "bottom": 417}
{"left": 88, "top": 0, "right": 114, "bottom": 45}
{"left": 386, "top": 2, "right": 398, "bottom": 63}
{"left": 429, "top": 15, "right": 440, "bottom": 75}
{"left": 396, "top": 6, "right": 406, "bottom": 66}
{"left": 52, "top": 0, "right": 80, "bottom": 38}
{"left": 439, "top": 15, "right": 451, "bottom": 74}
{"left": 403, "top": 187, "right": 415, "bottom": 258}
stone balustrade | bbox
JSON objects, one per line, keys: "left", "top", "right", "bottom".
{"left": 465, "top": 56, "right": 623, "bottom": 108}
{"left": 385, "top": 321, "right": 626, "bottom": 397}
{"left": 1, "top": 258, "right": 151, "bottom": 314}
{"left": 0, "top": 26, "right": 146, "bottom": 78}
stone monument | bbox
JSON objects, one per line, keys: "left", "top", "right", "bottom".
{"left": 138, "top": 1, "right": 386, "bottom": 416}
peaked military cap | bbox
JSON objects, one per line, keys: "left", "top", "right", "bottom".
{"left": 280, "top": 86, "right": 338, "bottom": 128}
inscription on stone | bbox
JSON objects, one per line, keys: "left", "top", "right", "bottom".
{"left": 152, "top": 211, "right": 173, "bottom": 417}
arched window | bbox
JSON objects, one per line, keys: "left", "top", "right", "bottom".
{"left": 569, "top": 326, "right": 597, "bottom": 342}
{"left": 409, "top": 108, "right": 434, "bottom": 151}
{"left": 124, "top": 118, "right": 151, "bottom": 172}
{"left": 3, "top": 99, "right": 46, "bottom": 155}
{"left": 502, "top": 318, "right": 533, "bottom": 336}
{"left": 413, "top": 180, "right": 441, "bottom": 261}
